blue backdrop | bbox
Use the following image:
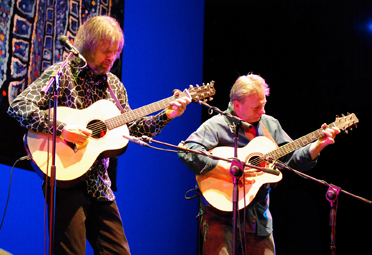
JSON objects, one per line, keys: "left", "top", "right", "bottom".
{"left": 0, "top": 1, "right": 205, "bottom": 254}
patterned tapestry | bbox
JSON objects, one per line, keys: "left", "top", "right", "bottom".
{"left": 0, "top": 0, "right": 124, "bottom": 169}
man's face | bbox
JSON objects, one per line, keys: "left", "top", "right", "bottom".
{"left": 86, "top": 40, "right": 120, "bottom": 77}
{"left": 233, "top": 93, "right": 267, "bottom": 124}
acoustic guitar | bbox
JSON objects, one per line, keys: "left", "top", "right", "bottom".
{"left": 25, "top": 82, "right": 215, "bottom": 187}
{"left": 196, "top": 113, "right": 358, "bottom": 212}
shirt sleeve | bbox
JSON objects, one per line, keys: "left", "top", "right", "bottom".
{"left": 7, "top": 64, "right": 66, "bottom": 137}
{"left": 128, "top": 110, "right": 172, "bottom": 138}
{"left": 178, "top": 116, "right": 223, "bottom": 175}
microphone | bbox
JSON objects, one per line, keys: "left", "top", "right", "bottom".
{"left": 123, "top": 134, "right": 150, "bottom": 147}
{"left": 241, "top": 120, "right": 252, "bottom": 130}
{"left": 58, "top": 35, "right": 87, "bottom": 63}
{"left": 224, "top": 112, "right": 252, "bottom": 129}
{"left": 260, "top": 156, "right": 287, "bottom": 169}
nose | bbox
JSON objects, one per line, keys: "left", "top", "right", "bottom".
{"left": 259, "top": 107, "right": 265, "bottom": 115}
{"left": 107, "top": 52, "right": 116, "bottom": 61}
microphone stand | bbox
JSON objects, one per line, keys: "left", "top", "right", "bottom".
{"left": 271, "top": 161, "right": 371, "bottom": 255}
{"left": 198, "top": 100, "right": 250, "bottom": 255}
{"left": 44, "top": 51, "right": 75, "bottom": 255}
{"left": 229, "top": 123, "right": 243, "bottom": 255}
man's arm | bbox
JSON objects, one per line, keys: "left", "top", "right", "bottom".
{"left": 309, "top": 123, "right": 341, "bottom": 160}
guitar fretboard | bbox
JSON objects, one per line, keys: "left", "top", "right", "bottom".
{"left": 264, "top": 123, "right": 337, "bottom": 159}
{"left": 102, "top": 81, "right": 216, "bottom": 130}
{"left": 104, "top": 93, "right": 186, "bottom": 130}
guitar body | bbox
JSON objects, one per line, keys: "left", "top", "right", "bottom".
{"left": 196, "top": 136, "right": 283, "bottom": 212}
{"left": 23, "top": 82, "right": 217, "bottom": 187}
{"left": 25, "top": 100, "right": 129, "bottom": 187}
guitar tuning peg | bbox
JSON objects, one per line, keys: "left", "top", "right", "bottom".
{"left": 196, "top": 84, "right": 200, "bottom": 87}
{"left": 209, "top": 97, "right": 214, "bottom": 101}
{"left": 189, "top": 85, "right": 194, "bottom": 89}
{"left": 344, "top": 129, "right": 349, "bottom": 134}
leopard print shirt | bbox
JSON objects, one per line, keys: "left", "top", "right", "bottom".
{"left": 8, "top": 60, "right": 172, "bottom": 201}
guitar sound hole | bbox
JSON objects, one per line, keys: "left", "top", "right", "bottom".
{"left": 245, "top": 155, "right": 266, "bottom": 177}
{"left": 247, "top": 155, "right": 265, "bottom": 168}
{"left": 87, "top": 120, "right": 107, "bottom": 138}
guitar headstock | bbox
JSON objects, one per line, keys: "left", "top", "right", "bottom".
{"left": 334, "top": 113, "right": 359, "bottom": 133}
{"left": 187, "top": 81, "right": 216, "bottom": 103}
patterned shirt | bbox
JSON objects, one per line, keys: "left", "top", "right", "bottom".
{"left": 8, "top": 59, "right": 172, "bottom": 201}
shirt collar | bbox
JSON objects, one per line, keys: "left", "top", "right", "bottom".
{"left": 70, "top": 58, "right": 107, "bottom": 85}
{"left": 226, "top": 102, "right": 237, "bottom": 116}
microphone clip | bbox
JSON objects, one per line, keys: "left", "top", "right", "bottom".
{"left": 123, "top": 134, "right": 150, "bottom": 147}
{"left": 260, "top": 156, "right": 287, "bottom": 170}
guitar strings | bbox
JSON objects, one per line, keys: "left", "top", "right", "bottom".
{"left": 86, "top": 121, "right": 108, "bottom": 137}
{"left": 85, "top": 120, "right": 124, "bottom": 137}
{"left": 244, "top": 157, "right": 265, "bottom": 171}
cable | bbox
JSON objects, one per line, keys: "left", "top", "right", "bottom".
{"left": 0, "top": 156, "right": 30, "bottom": 230}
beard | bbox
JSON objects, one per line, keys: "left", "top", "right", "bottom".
{"left": 92, "top": 62, "right": 113, "bottom": 76}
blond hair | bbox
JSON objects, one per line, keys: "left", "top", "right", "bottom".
{"left": 74, "top": 15, "right": 124, "bottom": 60}
{"left": 230, "top": 74, "right": 270, "bottom": 103}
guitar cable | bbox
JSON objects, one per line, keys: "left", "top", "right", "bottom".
{"left": 236, "top": 169, "right": 247, "bottom": 255}
{"left": 0, "top": 155, "right": 30, "bottom": 231}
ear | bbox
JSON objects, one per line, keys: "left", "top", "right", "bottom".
{"left": 233, "top": 100, "right": 241, "bottom": 113}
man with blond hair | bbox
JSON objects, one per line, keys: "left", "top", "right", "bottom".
{"left": 8, "top": 16, "right": 190, "bottom": 254}
{"left": 178, "top": 73, "right": 339, "bottom": 255}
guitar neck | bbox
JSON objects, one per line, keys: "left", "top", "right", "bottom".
{"left": 264, "top": 122, "right": 338, "bottom": 159}
{"left": 103, "top": 81, "right": 216, "bottom": 130}
{"left": 105, "top": 93, "right": 185, "bottom": 130}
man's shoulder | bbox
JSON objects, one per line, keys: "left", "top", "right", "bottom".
{"left": 260, "top": 114, "right": 282, "bottom": 128}
{"left": 261, "top": 114, "right": 279, "bottom": 123}
{"left": 106, "top": 72, "right": 120, "bottom": 80}
{"left": 106, "top": 72, "right": 124, "bottom": 88}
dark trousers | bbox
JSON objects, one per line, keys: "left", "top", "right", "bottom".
{"left": 46, "top": 184, "right": 130, "bottom": 255}
{"left": 198, "top": 211, "right": 275, "bottom": 255}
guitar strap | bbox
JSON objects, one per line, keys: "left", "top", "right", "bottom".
{"left": 260, "top": 121, "right": 278, "bottom": 147}
{"left": 107, "top": 83, "right": 125, "bottom": 113}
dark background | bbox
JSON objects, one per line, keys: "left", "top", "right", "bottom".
{"left": 202, "top": 1, "right": 371, "bottom": 254}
